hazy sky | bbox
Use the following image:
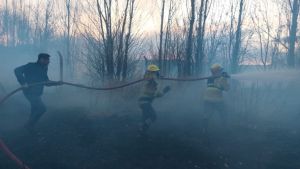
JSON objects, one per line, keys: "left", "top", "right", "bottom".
{"left": 0, "top": 0, "right": 285, "bottom": 34}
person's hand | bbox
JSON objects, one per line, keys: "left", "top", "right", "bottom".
{"left": 163, "top": 86, "right": 171, "bottom": 94}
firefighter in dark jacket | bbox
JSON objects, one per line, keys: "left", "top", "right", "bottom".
{"left": 14, "top": 53, "right": 61, "bottom": 130}
{"left": 202, "top": 64, "right": 230, "bottom": 133}
{"left": 138, "top": 64, "right": 170, "bottom": 133}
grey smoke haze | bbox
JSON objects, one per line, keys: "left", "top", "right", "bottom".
{"left": 1, "top": 0, "right": 300, "bottom": 167}
{"left": 1, "top": 50, "right": 300, "bottom": 169}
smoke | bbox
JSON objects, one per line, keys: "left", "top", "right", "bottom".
{"left": 1, "top": 64, "right": 300, "bottom": 169}
{"left": 232, "top": 70, "right": 300, "bottom": 83}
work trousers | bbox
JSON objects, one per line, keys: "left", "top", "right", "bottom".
{"left": 24, "top": 94, "right": 46, "bottom": 128}
{"left": 202, "top": 101, "right": 227, "bottom": 132}
{"left": 139, "top": 102, "right": 157, "bottom": 132}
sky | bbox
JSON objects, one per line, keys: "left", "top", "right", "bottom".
{"left": 0, "top": 0, "right": 283, "bottom": 34}
{"left": 0, "top": 0, "right": 161, "bottom": 33}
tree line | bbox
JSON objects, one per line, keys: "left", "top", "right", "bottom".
{"left": 0, "top": 0, "right": 299, "bottom": 82}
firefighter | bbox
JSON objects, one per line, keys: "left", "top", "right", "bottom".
{"left": 202, "top": 64, "right": 230, "bottom": 133}
{"left": 14, "top": 53, "right": 62, "bottom": 130}
{"left": 138, "top": 64, "right": 170, "bottom": 134}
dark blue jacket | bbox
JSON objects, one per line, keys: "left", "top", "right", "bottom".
{"left": 14, "top": 62, "right": 49, "bottom": 96}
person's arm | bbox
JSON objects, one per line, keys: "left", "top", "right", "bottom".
{"left": 44, "top": 75, "right": 54, "bottom": 86}
{"left": 14, "top": 64, "right": 28, "bottom": 86}
{"left": 155, "top": 86, "right": 171, "bottom": 98}
{"left": 220, "top": 77, "right": 230, "bottom": 91}
{"left": 214, "top": 77, "right": 230, "bottom": 91}
{"left": 44, "top": 69, "right": 63, "bottom": 86}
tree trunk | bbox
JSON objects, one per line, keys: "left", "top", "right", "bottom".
{"left": 163, "top": 0, "right": 174, "bottom": 75}
{"left": 195, "top": 0, "right": 209, "bottom": 74}
{"left": 105, "top": 0, "right": 114, "bottom": 80}
{"left": 158, "top": 0, "right": 166, "bottom": 70}
{"left": 4, "top": 0, "right": 9, "bottom": 46}
{"left": 287, "top": 0, "right": 299, "bottom": 68}
{"left": 116, "top": 0, "right": 129, "bottom": 80}
{"left": 184, "top": 0, "right": 195, "bottom": 76}
{"left": 231, "top": 0, "right": 244, "bottom": 73}
{"left": 66, "top": 0, "right": 72, "bottom": 77}
{"left": 122, "top": 0, "right": 135, "bottom": 80}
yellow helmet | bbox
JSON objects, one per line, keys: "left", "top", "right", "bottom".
{"left": 210, "top": 64, "right": 223, "bottom": 72}
{"left": 147, "top": 64, "right": 160, "bottom": 72}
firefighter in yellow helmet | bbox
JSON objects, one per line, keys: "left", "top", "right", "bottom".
{"left": 202, "top": 64, "right": 230, "bottom": 133}
{"left": 138, "top": 64, "right": 171, "bottom": 134}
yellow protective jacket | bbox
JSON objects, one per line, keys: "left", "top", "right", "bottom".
{"left": 139, "top": 72, "right": 163, "bottom": 104}
{"left": 204, "top": 76, "right": 230, "bottom": 102}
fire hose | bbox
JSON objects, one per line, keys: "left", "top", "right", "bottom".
{"left": 0, "top": 75, "right": 217, "bottom": 106}
{"left": 0, "top": 139, "right": 30, "bottom": 169}
{"left": 0, "top": 51, "right": 220, "bottom": 169}
{"left": 0, "top": 77, "right": 216, "bottom": 169}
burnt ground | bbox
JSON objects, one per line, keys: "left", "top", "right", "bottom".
{"left": 1, "top": 83, "right": 300, "bottom": 169}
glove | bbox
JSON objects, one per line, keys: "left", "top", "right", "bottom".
{"left": 163, "top": 86, "right": 171, "bottom": 94}
{"left": 222, "top": 72, "right": 230, "bottom": 78}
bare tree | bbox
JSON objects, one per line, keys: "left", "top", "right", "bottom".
{"left": 162, "top": 0, "right": 177, "bottom": 75}
{"left": 270, "top": 23, "right": 284, "bottom": 69}
{"left": 115, "top": 0, "right": 130, "bottom": 80}
{"left": 231, "top": 0, "right": 245, "bottom": 73}
{"left": 17, "top": 0, "right": 32, "bottom": 45}
{"left": 60, "top": 0, "right": 81, "bottom": 78}
{"left": 31, "top": 0, "right": 55, "bottom": 51}
{"left": 206, "top": 13, "right": 226, "bottom": 67}
{"left": 65, "top": 0, "right": 72, "bottom": 74}
{"left": 4, "top": 0, "right": 9, "bottom": 46}
{"left": 0, "top": 0, "right": 32, "bottom": 47}
{"left": 287, "top": 0, "right": 300, "bottom": 67}
{"left": 158, "top": 0, "right": 166, "bottom": 70}
{"left": 171, "top": 18, "right": 187, "bottom": 77}
{"left": 96, "top": 0, "right": 115, "bottom": 80}
{"left": 251, "top": 1, "right": 272, "bottom": 70}
{"left": 122, "top": 0, "right": 136, "bottom": 80}
{"left": 184, "top": 0, "right": 196, "bottom": 76}
{"left": 195, "top": 0, "right": 210, "bottom": 74}
{"left": 226, "top": 2, "right": 238, "bottom": 70}
{"left": 10, "top": 0, "right": 17, "bottom": 46}
{"left": 81, "top": 0, "right": 139, "bottom": 81}
{"left": 42, "top": 0, "right": 54, "bottom": 50}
